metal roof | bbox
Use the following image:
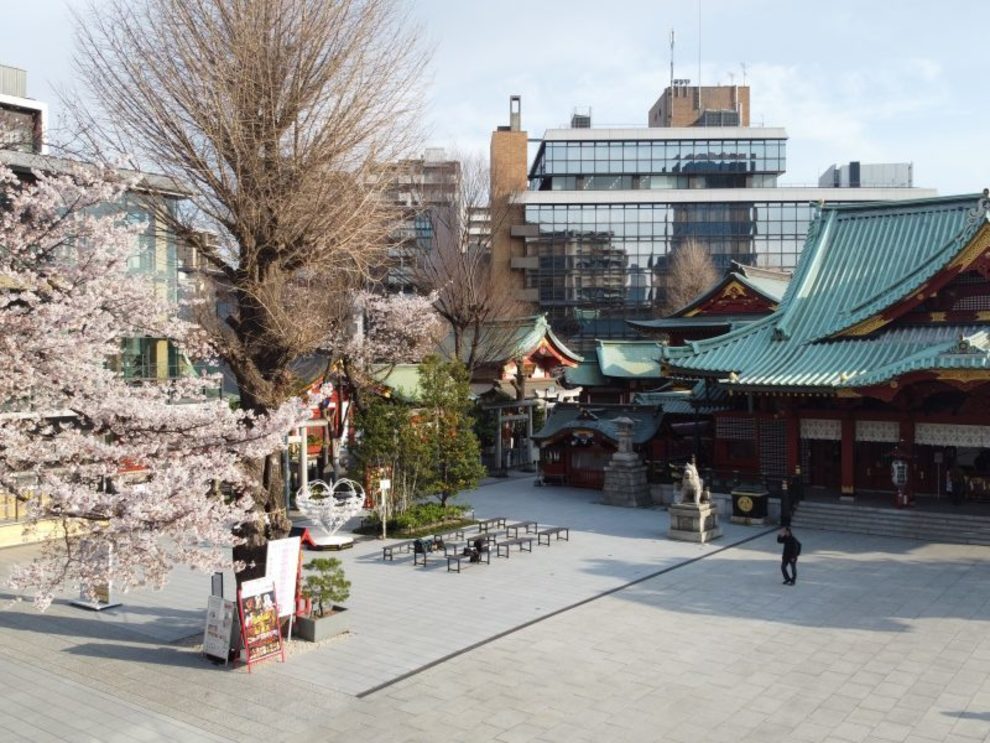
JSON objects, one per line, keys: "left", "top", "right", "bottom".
{"left": 661, "top": 194, "right": 990, "bottom": 390}
{"left": 663, "top": 263, "right": 789, "bottom": 319}
{"left": 532, "top": 404, "right": 663, "bottom": 445}
{"left": 596, "top": 340, "right": 664, "bottom": 379}
{"left": 0, "top": 150, "right": 189, "bottom": 197}
{"left": 632, "top": 381, "right": 729, "bottom": 414}
{"left": 438, "top": 314, "right": 582, "bottom": 366}
{"left": 563, "top": 359, "right": 610, "bottom": 387}
{"left": 627, "top": 316, "right": 756, "bottom": 331}
{"left": 370, "top": 364, "right": 422, "bottom": 402}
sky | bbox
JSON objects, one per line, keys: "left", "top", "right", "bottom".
{"left": 4, "top": 0, "right": 989, "bottom": 194}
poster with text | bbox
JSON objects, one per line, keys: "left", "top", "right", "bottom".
{"left": 238, "top": 577, "right": 283, "bottom": 668}
{"left": 203, "top": 595, "right": 236, "bottom": 661}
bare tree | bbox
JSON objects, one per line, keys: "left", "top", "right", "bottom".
{"left": 411, "top": 154, "right": 524, "bottom": 376}
{"left": 73, "top": 0, "right": 428, "bottom": 542}
{"left": 662, "top": 239, "right": 720, "bottom": 315}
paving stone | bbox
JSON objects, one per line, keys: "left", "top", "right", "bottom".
{"left": 2, "top": 479, "right": 990, "bottom": 740}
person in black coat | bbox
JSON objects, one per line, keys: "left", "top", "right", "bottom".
{"left": 777, "top": 527, "right": 800, "bottom": 585}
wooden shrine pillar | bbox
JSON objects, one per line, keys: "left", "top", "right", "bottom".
{"left": 785, "top": 410, "right": 800, "bottom": 476}
{"left": 840, "top": 417, "right": 855, "bottom": 501}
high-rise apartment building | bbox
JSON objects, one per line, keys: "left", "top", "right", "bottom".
{"left": 491, "top": 85, "right": 936, "bottom": 351}
{"left": 383, "top": 148, "right": 461, "bottom": 292}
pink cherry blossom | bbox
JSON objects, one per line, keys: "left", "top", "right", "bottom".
{"left": 0, "top": 159, "right": 304, "bottom": 609}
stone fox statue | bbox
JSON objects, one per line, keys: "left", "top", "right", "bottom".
{"left": 680, "top": 462, "right": 704, "bottom": 505}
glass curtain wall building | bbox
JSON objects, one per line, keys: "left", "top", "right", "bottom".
{"left": 505, "top": 119, "right": 935, "bottom": 351}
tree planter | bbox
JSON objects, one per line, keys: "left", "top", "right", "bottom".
{"left": 295, "top": 607, "right": 348, "bottom": 642}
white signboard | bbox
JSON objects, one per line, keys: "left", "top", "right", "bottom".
{"left": 265, "top": 537, "right": 301, "bottom": 619}
{"left": 203, "top": 595, "right": 236, "bottom": 661}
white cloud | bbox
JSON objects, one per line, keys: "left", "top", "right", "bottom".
{"left": 745, "top": 59, "right": 950, "bottom": 183}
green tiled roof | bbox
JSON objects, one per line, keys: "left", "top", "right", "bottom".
{"left": 736, "top": 265, "right": 790, "bottom": 304}
{"left": 532, "top": 404, "right": 663, "bottom": 445}
{"left": 662, "top": 194, "right": 990, "bottom": 391}
{"left": 563, "top": 359, "right": 609, "bottom": 387}
{"left": 632, "top": 381, "right": 729, "bottom": 413}
{"left": 665, "top": 262, "right": 789, "bottom": 318}
{"left": 627, "top": 315, "right": 757, "bottom": 332}
{"left": 438, "top": 314, "right": 582, "bottom": 366}
{"left": 596, "top": 340, "right": 664, "bottom": 379}
{"left": 370, "top": 364, "right": 422, "bottom": 402}
{"left": 775, "top": 196, "right": 984, "bottom": 343}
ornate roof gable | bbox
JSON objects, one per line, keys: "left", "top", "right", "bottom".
{"left": 658, "top": 193, "right": 990, "bottom": 392}
{"left": 673, "top": 263, "right": 788, "bottom": 319}
{"left": 803, "top": 193, "right": 990, "bottom": 342}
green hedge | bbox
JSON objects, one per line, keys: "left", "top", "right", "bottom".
{"left": 357, "top": 502, "right": 473, "bottom": 536}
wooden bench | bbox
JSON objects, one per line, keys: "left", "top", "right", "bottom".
{"left": 381, "top": 540, "right": 418, "bottom": 561}
{"left": 413, "top": 548, "right": 443, "bottom": 566}
{"left": 413, "top": 536, "right": 457, "bottom": 566}
{"left": 443, "top": 534, "right": 496, "bottom": 556}
{"left": 383, "top": 533, "right": 456, "bottom": 563}
{"left": 537, "top": 526, "right": 570, "bottom": 546}
{"left": 446, "top": 547, "right": 492, "bottom": 572}
{"left": 495, "top": 536, "right": 534, "bottom": 558}
{"left": 504, "top": 521, "right": 538, "bottom": 538}
{"left": 475, "top": 517, "right": 507, "bottom": 533}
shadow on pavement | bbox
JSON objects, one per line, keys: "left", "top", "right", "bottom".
{"left": 575, "top": 534, "right": 990, "bottom": 633}
{"left": 63, "top": 641, "right": 213, "bottom": 669}
{"left": 944, "top": 710, "right": 990, "bottom": 721}
{"left": 0, "top": 595, "right": 204, "bottom": 645}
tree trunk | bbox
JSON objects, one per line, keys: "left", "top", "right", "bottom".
{"left": 236, "top": 452, "right": 290, "bottom": 550}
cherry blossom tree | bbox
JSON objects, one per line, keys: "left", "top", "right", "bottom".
{"left": 322, "top": 289, "right": 443, "bottom": 410}
{"left": 0, "top": 158, "right": 305, "bottom": 609}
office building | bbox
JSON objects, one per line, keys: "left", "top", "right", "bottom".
{"left": 0, "top": 64, "right": 46, "bottom": 154}
{"left": 491, "top": 85, "right": 936, "bottom": 351}
{"left": 1, "top": 66, "right": 188, "bottom": 381}
{"left": 819, "top": 161, "right": 913, "bottom": 188}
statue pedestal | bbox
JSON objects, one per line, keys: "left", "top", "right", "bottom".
{"left": 602, "top": 452, "right": 650, "bottom": 508}
{"left": 601, "top": 416, "right": 651, "bottom": 508}
{"left": 668, "top": 502, "right": 722, "bottom": 543}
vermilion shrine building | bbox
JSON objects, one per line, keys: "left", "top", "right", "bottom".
{"left": 663, "top": 193, "right": 990, "bottom": 500}
{"left": 537, "top": 193, "right": 990, "bottom": 503}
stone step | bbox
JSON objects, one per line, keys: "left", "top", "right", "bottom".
{"left": 790, "top": 503, "right": 990, "bottom": 545}
{"left": 795, "top": 503, "right": 990, "bottom": 525}
{"left": 793, "top": 526, "right": 990, "bottom": 546}
{"left": 794, "top": 514, "right": 988, "bottom": 534}
{"left": 793, "top": 501, "right": 989, "bottom": 517}
{"left": 794, "top": 513, "right": 990, "bottom": 532}
{"left": 796, "top": 527, "right": 990, "bottom": 540}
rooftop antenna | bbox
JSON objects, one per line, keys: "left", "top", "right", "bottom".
{"left": 669, "top": 29, "right": 675, "bottom": 92}
{"left": 740, "top": 62, "right": 748, "bottom": 87}
{"left": 697, "top": 0, "right": 703, "bottom": 113}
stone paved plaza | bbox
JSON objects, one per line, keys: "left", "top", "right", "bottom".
{"left": 1, "top": 476, "right": 990, "bottom": 742}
